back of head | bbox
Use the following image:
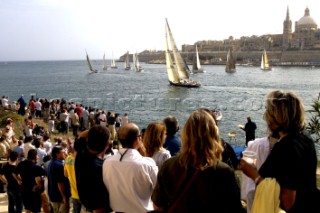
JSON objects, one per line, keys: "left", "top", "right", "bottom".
{"left": 33, "top": 138, "right": 41, "bottom": 148}
{"left": 51, "top": 146, "right": 63, "bottom": 159}
{"left": 143, "top": 122, "right": 166, "bottom": 157}
{"left": 24, "top": 136, "right": 33, "bottom": 144}
{"left": 9, "top": 151, "right": 18, "bottom": 162}
{"left": 264, "top": 90, "right": 305, "bottom": 135}
{"left": 180, "top": 109, "right": 223, "bottom": 169}
{"left": 163, "top": 116, "right": 179, "bottom": 136}
{"left": 87, "top": 125, "right": 110, "bottom": 153}
{"left": 118, "top": 123, "right": 139, "bottom": 148}
{"left": 27, "top": 149, "right": 38, "bottom": 160}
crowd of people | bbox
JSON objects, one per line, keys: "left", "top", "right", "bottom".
{"left": 0, "top": 90, "right": 319, "bottom": 213}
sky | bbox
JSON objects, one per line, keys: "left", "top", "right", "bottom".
{"left": 0, "top": 0, "right": 319, "bottom": 61}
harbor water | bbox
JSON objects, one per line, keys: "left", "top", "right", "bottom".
{"left": 0, "top": 60, "right": 319, "bottom": 155}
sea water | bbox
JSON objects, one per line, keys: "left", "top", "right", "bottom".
{"left": 0, "top": 60, "right": 319, "bottom": 154}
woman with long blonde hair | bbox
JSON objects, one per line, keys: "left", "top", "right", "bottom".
{"left": 152, "top": 109, "right": 243, "bottom": 213}
{"left": 143, "top": 122, "right": 171, "bottom": 168}
{"left": 240, "top": 90, "right": 320, "bottom": 213}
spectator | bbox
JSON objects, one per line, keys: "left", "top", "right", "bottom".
{"left": 103, "top": 123, "right": 158, "bottom": 213}
{"left": 0, "top": 151, "right": 23, "bottom": 213}
{"left": 143, "top": 122, "right": 171, "bottom": 168}
{"left": 75, "top": 127, "right": 112, "bottom": 213}
{"left": 47, "top": 146, "right": 70, "bottom": 213}
{"left": 240, "top": 117, "right": 257, "bottom": 146}
{"left": 15, "top": 149, "right": 47, "bottom": 213}
{"left": 152, "top": 109, "right": 243, "bottom": 213}
{"left": 163, "top": 116, "right": 181, "bottom": 156}
{"left": 240, "top": 90, "right": 320, "bottom": 212}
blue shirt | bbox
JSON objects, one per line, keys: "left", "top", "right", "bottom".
{"left": 13, "top": 145, "right": 24, "bottom": 162}
{"left": 163, "top": 135, "right": 181, "bottom": 156}
{"left": 48, "top": 159, "right": 71, "bottom": 202}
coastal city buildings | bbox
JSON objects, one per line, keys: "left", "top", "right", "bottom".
{"left": 132, "top": 6, "right": 320, "bottom": 65}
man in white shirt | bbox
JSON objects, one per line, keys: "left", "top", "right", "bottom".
{"left": 1, "top": 96, "right": 9, "bottom": 109}
{"left": 35, "top": 99, "right": 42, "bottom": 118}
{"left": 42, "top": 135, "right": 52, "bottom": 154}
{"left": 23, "top": 136, "right": 35, "bottom": 158}
{"left": 98, "top": 111, "right": 107, "bottom": 127}
{"left": 34, "top": 138, "right": 47, "bottom": 166}
{"left": 102, "top": 123, "right": 158, "bottom": 213}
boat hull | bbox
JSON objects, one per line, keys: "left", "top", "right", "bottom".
{"left": 261, "top": 67, "right": 272, "bottom": 71}
{"left": 169, "top": 81, "right": 201, "bottom": 88}
{"left": 192, "top": 68, "right": 206, "bottom": 73}
{"left": 225, "top": 68, "right": 236, "bottom": 73}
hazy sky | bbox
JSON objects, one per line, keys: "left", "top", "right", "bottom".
{"left": 0, "top": 0, "right": 319, "bottom": 61}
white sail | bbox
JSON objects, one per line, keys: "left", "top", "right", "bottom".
{"left": 102, "top": 53, "right": 108, "bottom": 70}
{"left": 165, "top": 19, "right": 189, "bottom": 80}
{"left": 192, "top": 45, "right": 205, "bottom": 72}
{"left": 86, "top": 50, "right": 98, "bottom": 73}
{"left": 111, "top": 52, "right": 117, "bottom": 69}
{"left": 165, "top": 24, "right": 180, "bottom": 83}
{"left": 261, "top": 49, "right": 271, "bottom": 70}
{"left": 225, "top": 49, "right": 236, "bottom": 73}
{"left": 124, "top": 51, "right": 131, "bottom": 70}
{"left": 134, "top": 53, "right": 143, "bottom": 72}
{"left": 196, "top": 45, "right": 201, "bottom": 69}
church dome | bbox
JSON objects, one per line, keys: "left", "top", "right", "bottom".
{"left": 297, "top": 7, "right": 317, "bottom": 27}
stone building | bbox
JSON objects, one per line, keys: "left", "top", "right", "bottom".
{"left": 182, "top": 6, "right": 320, "bottom": 53}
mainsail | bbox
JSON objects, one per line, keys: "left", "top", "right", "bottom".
{"left": 124, "top": 51, "right": 131, "bottom": 70}
{"left": 133, "top": 53, "right": 143, "bottom": 72}
{"left": 192, "top": 45, "right": 205, "bottom": 72}
{"left": 225, "top": 49, "right": 236, "bottom": 72}
{"left": 261, "top": 49, "right": 271, "bottom": 70}
{"left": 86, "top": 50, "right": 98, "bottom": 73}
{"left": 102, "top": 53, "right": 108, "bottom": 70}
{"left": 165, "top": 19, "right": 189, "bottom": 80}
{"left": 165, "top": 24, "right": 180, "bottom": 83}
{"left": 111, "top": 52, "right": 117, "bottom": 69}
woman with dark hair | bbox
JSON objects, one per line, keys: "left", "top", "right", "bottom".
{"left": 240, "top": 90, "right": 320, "bottom": 213}
{"left": 152, "top": 109, "right": 243, "bottom": 213}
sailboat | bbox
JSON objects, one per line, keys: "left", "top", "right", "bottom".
{"left": 225, "top": 49, "right": 236, "bottom": 73}
{"left": 192, "top": 45, "right": 205, "bottom": 73}
{"left": 133, "top": 53, "right": 143, "bottom": 72}
{"left": 102, "top": 53, "right": 108, "bottom": 70}
{"left": 165, "top": 19, "right": 200, "bottom": 87}
{"left": 124, "top": 51, "right": 131, "bottom": 70}
{"left": 85, "top": 50, "right": 98, "bottom": 73}
{"left": 260, "top": 49, "right": 272, "bottom": 71}
{"left": 110, "top": 53, "right": 117, "bottom": 69}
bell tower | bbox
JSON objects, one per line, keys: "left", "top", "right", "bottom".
{"left": 283, "top": 6, "right": 292, "bottom": 49}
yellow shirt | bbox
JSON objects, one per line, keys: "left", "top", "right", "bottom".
{"left": 64, "top": 154, "right": 79, "bottom": 199}
{"left": 251, "top": 178, "right": 286, "bottom": 213}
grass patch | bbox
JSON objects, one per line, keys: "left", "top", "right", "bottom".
{"left": 0, "top": 108, "right": 72, "bottom": 140}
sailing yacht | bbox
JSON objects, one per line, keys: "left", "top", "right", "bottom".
{"left": 85, "top": 50, "right": 98, "bottom": 73}
{"left": 133, "top": 53, "right": 143, "bottom": 72}
{"left": 165, "top": 19, "right": 200, "bottom": 87}
{"left": 102, "top": 53, "right": 108, "bottom": 70}
{"left": 111, "top": 53, "right": 117, "bottom": 69}
{"left": 192, "top": 45, "right": 205, "bottom": 73}
{"left": 124, "top": 51, "right": 131, "bottom": 70}
{"left": 260, "top": 49, "right": 272, "bottom": 71}
{"left": 225, "top": 49, "right": 236, "bottom": 73}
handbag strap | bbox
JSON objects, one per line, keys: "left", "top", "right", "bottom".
{"left": 167, "top": 169, "right": 199, "bottom": 213}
